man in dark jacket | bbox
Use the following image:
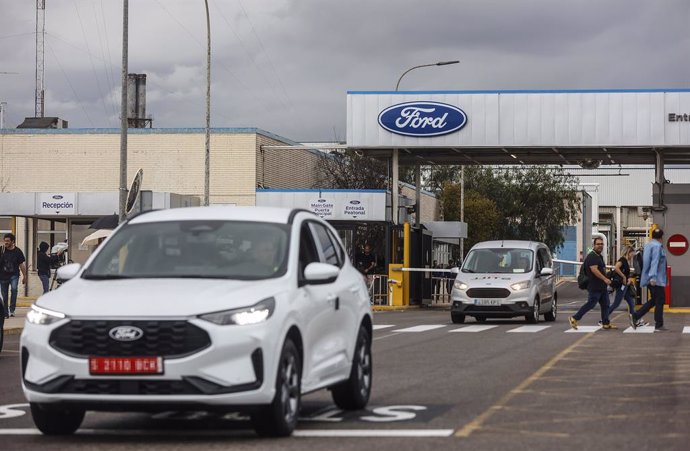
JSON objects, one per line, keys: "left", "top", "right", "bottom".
{"left": 0, "top": 233, "right": 27, "bottom": 318}
{"left": 569, "top": 237, "right": 615, "bottom": 330}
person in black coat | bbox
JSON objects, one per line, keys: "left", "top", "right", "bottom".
{"left": 36, "top": 242, "right": 63, "bottom": 294}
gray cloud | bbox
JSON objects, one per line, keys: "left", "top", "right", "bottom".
{"left": 1, "top": 0, "right": 689, "bottom": 140}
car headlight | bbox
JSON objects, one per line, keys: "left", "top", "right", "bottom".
{"left": 199, "top": 297, "right": 275, "bottom": 326}
{"left": 453, "top": 281, "right": 468, "bottom": 291}
{"left": 26, "top": 305, "right": 66, "bottom": 325}
{"left": 511, "top": 280, "right": 531, "bottom": 291}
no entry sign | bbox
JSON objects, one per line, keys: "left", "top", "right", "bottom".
{"left": 667, "top": 234, "right": 689, "bottom": 256}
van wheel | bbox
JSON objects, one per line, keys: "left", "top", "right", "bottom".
{"left": 30, "top": 403, "right": 84, "bottom": 435}
{"left": 544, "top": 296, "right": 557, "bottom": 322}
{"left": 526, "top": 298, "right": 540, "bottom": 323}
{"left": 451, "top": 313, "right": 466, "bottom": 324}
{"left": 252, "top": 339, "right": 301, "bottom": 437}
{"left": 331, "top": 326, "right": 372, "bottom": 410}
{"left": 475, "top": 316, "right": 487, "bottom": 322}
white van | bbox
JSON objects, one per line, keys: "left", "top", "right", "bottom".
{"left": 450, "top": 240, "right": 557, "bottom": 324}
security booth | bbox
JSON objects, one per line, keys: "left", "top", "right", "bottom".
{"left": 0, "top": 190, "right": 199, "bottom": 297}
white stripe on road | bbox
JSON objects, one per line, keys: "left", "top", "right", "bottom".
{"left": 507, "top": 325, "right": 551, "bottom": 333}
{"left": 565, "top": 326, "right": 601, "bottom": 333}
{"left": 448, "top": 325, "right": 498, "bottom": 333}
{"left": 683, "top": 327, "right": 690, "bottom": 334}
{"left": 294, "top": 429, "right": 455, "bottom": 438}
{"left": 393, "top": 325, "right": 446, "bottom": 333}
{"left": 623, "top": 326, "right": 656, "bottom": 334}
{"left": 373, "top": 325, "right": 395, "bottom": 331}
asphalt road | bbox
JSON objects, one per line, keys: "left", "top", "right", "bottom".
{"left": 1, "top": 283, "right": 689, "bottom": 450}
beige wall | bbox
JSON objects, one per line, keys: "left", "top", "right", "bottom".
{"left": 400, "top": 185, "right": 440, "bottom": 223}
{"left": 256, "top": 135, "right": 323, "bottom": 189}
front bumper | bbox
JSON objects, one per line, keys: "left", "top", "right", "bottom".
{"left": 451, "top": 300, "right": 532, "bottom": 317}
{"left": 21, "top": 317, "right": 279, "bottom": 407}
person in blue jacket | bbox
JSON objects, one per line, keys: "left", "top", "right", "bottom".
{"left": 630, "top": 228, "right": 668, "bottom": 331}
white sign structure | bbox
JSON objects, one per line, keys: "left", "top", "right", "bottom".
{"left": 37, "top": 193, "right": 76, "bottom": 215}
{"left": 256, "top": 190, "right": 387, "bottom": 221}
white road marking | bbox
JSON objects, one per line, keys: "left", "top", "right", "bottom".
{"left": 373, "top": 325, "right": 395, "bottom": 331}
{"left": 448, "top": 325, "right": 498, "bottom": 333}
{"left": 683, "top": 327, "right": 690, "bottom": 334}
{"left": 623, "top": 326, "right": 656, "bottom": 334}
{"left": 507, "top": 325, "right": 551, "bottom": 333}
{"left": 392, "top": 325, "right": 446, "bottom": 333}
{"left": 293, "top": 429, "right": 455, "bottom": 438}
{"left": 565, "top": 326, "right": 601, "bottom": 333}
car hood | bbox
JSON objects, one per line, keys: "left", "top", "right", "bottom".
{"left": 35, "top": 277, "right": 289, "bottom": 317}
{"left": 457, "top": 273, "right": 533, "bottom": 288}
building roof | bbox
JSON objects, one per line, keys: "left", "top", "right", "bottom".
{"left": 16, "top": 117, "right": 67, "bottom": 128}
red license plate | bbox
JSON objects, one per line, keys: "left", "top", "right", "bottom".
{"left": 89, "top": 356, "right": 163, "bottom": 375}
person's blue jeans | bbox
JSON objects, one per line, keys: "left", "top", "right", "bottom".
{"left": 633, "top": 285, "right": 665, "bottom": 329}
{"left": 0, "top": 275, "right": 19, "bottom": 315}
{"left": 608, "top": 285, "right": 635, "bottom": 316}
{"left": 39, "top": 274, "right": 50, "bottom": 294}
{"left": 573, "top": 289, "right": 610, "bottom": 325}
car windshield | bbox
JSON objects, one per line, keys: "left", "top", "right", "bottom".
{"left": 83, "top": 220, "right": 289, "bottom": 280}
{"left": 462, "top": 248, "right": 534, "bottom": 274}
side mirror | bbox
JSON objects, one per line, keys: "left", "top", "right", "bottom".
{"left": 450, "top": 266, "right": 460, "bottom": 274}
{"left": 56, "top": 262, "right": 82, "bottom": 282}
{"left": 540, "top": 267, "right": 554, "bottom": 276}
{"left": 303, "top": 262, "right": 340, "bottom": 285}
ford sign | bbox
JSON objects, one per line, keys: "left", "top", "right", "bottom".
{"left": 378, "top": 101, "right": 467, "bottom": 137}
{"left": 52, "top": 195, "right": 64, "bottom": 200}
{"left": 109, "top": 326, "right": 144, "bottom": 342}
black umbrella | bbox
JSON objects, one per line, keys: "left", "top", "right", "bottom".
{"left": 89, "top": 214, "right": 119, "bottom": 230}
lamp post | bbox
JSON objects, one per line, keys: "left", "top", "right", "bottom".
{"left": 393, "top": 60, "right": 459, "bottom": 226}
{"left": 203, "top": 0, "right": 211, "bottom": 206}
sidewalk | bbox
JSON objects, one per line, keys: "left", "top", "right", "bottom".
{"left": 2, "top": 297, "right": 35, "bottom": 336}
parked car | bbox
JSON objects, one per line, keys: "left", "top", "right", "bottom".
{"left": 450, "top": 240, "right": 557, "bottom": 324}
{"left": 21, "top": 206, "right": 373, "bottom": 437}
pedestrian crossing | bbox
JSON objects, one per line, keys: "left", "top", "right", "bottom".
{"left": 373, "top": 324, "right": 690, "bottom": 334}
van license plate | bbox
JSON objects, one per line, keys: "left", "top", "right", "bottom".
{"left": 89, "top": 356, "right": 163, "bottom": 375}
{"left": 474, "top": 299, "right": 502, "bottom": 306}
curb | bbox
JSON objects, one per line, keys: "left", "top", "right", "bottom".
{"left": 373, "top": 304, "right": 450, "bottom": 312}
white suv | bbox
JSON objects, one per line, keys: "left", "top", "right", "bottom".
{"left": 450, "top": 240, "right": 557, "bottom": 324}
{"left": 21, "top": 207, "right": 373, "bottom": 437}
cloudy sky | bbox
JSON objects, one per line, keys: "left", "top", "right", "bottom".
{"left": 1, "top": 0, "right": 689, "bottom": 141}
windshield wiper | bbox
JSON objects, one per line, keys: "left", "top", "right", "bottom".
{"left": 82, "top": 274, "right": 134, "bottom": 280}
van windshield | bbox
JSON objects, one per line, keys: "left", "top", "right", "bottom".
{"left": 83, "top": 220, "right": 290, "bottom": 280}
{"left": 462, "top": 248, "right": 534, "bottom": 274}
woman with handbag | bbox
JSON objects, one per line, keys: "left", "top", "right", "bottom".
{"left": 603, "top": 245, "right": 647, "bottom": 327}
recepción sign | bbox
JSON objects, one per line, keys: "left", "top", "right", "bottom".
{"left": 257, "top": 190, "right": 386, "bottom": 221}
{"left": 38, "top": 193, "right": 76, "bottom": 215}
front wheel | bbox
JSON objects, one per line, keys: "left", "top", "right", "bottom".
{"left": 544, "top": 296, "right": 557, "bottom": 322}
{"left": 30, "top": 403, "right": 84, "bottom": 435}
{"left": 252, "top": 339, "right": 301, "bottom": 437}
{"left": 526, "top": 298, "right": 540, "bottom": 324}
{"left": 331, "top": 326, "right": 372, "bottom": 410}
{"left": 451, "top": 313, "right": 466, "bottom": 324}
{"left": 475, "top": 316, "right": 487, "bottom": 323}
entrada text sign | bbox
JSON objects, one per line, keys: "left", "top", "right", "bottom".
{"left": 378, "top": 101, "right": 467, "bottom": 137}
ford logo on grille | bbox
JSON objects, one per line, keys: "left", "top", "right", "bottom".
{"left": 109, "top": 326, "right": 144, "bottom": 342}
{"left": 378, "top": 101, "right": 467, "bottom": 137}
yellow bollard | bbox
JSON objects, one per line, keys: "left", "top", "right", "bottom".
{"left": 387, "top": 264, "right": 404, "bottom": 306}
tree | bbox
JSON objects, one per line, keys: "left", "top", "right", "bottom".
{"left": 439, "top": 184, "right": 501, "bottom": 251}
{"left": 315, "top": 149, "right": 388, "bottom": 189}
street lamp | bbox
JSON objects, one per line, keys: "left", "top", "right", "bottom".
{"left": 203, "top": 0, "right": 211, "bottom": 206}
{"left": 392, "top": 60, "right": 459, "bottom": 226}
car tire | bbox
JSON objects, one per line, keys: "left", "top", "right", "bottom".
{"left": 30, "top": 403, "right": 84, "bottom": 435}
{"left": 475, "top": 316, "right": 487, "bottom": 323}
{"left": 451, "top": 313, "right": 466, "bottom": 324}
{"left": 526, "top": 298, "right": 540, "bottom": 324}
{"left": 252, "top": 339, "right": 301, "bottom": 437}
{"left": 544, "top": 295, "right": 557, "bottom": 322}
{"left": 331, "top": 326, "right": 372, "bottom": 410}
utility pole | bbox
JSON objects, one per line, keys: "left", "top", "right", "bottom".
{"left": 35, "top": 0, "right": 46, "bottom": 117}
{"left": 0, "top": 102, "right": 6, "bottom": 129}
{"left": 119, "top": 0, "right": 129, "bottom": 223}
{"left": 204, "top": 0, "right": 211, "bottom": 206}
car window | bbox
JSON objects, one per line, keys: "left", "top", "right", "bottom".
{"left": 299, "top": 223, "right": 320, "bottom": 278}
{"left": 537, "top": 248, "right": 552, "bottom": 270}
{"left": 309, "top": 222, "right": 341, "bottom": 267}
{"left": 83, "top": 220, "right": 289, "bottom": 280}
{"left": 327, "top": 229, "right": 346, "bottom": 265}
{"left": 462, "top": 248, "right": 534, "bottom": 274}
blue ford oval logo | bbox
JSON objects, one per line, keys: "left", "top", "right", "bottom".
{"left": 378, "top": 101, "right": 467, "bottom": 137}
{"left": 109, "top": 326, "right": 144, "bottom": 342}
{"left": 52, "top": 195, "right": 63, "bottom": 200}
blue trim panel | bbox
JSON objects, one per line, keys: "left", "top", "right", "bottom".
{"left": 348, "top": 88, "right": 690, "bottom": 95}
{"left": 257, "top": 188, "right": 387, "bottom": 193}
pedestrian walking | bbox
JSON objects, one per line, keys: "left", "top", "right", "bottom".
{"left": 602, "top": 245, "right": 647, "bottom": 327}
{"left": 0, "top": 233, "right": 27, "bottom": 318}
{"left": 569, "top": 237, "right": 615, "bottom": 330}
{"left": 630, "top": 228, "right": 668, "bottom": 331}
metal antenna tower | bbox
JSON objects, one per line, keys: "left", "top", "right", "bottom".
{"left": 35, "top": 0, "right": 46, "bottom": 118}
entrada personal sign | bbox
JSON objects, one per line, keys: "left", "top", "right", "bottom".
{"left": 38, "top": 193, "right": 76, "bottom": 215}
{"left": 378, "top": 101, "right": 467, "bottom": 137}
